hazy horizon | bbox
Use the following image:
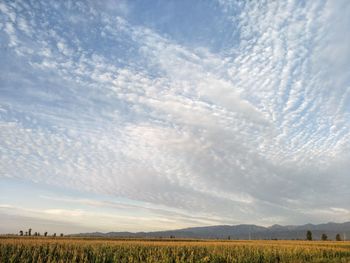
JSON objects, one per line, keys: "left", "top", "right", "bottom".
{"left": 1, "top": 0, "right": 350, "bottom": 234}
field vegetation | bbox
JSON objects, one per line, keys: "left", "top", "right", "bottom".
{"left": 1, "top": 237, "right": 350, "bottom": 262}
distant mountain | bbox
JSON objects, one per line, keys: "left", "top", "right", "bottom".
{"left": 72, "top": 222, "right": 350, "bottom": 240}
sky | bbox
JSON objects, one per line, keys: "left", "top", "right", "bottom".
{"left": 0, "top": 0, "right": 350, "bottom": 234}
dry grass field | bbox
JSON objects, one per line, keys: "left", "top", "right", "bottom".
{"left": 1, "top": 237, "right": 350, "bottom": 262}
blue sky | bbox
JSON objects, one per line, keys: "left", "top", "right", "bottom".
{"left": 0, "top": 0, "right": 350, "bottom": 234}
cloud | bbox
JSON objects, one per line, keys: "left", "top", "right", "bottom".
{"left": 0, "top": 0, "right": 349, "bottom": 230}
{"left": 0, "top": 212, "right": 93, "bottom": 234}
{"left": 0, "top": 201, "right": 225, "bottom": 232}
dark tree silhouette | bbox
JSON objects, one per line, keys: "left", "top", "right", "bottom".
{"left": 44, "top": 232, "right": 48, "bottom": 237}
{"left": 321, "top": 233, "right": 328, "bottom": 241}
{"left": 336, "top": 233, "right": 341, "bottom": 241}
{"left": 25, "top": 232, "right": 28, "bottom": 236}
{"left": 28, "top": 228, "right": 32, "bottom": 236}
{"left": 53, "top": 233, "right": 56, "bottom": 237}
{"left": 306, "top": 230, "right": 312, "bottom": 241}
{"left": 60, "top": 233, "right": 64, "bottom": 237}
{"left": 19, "top": 230, "right": 23, "bottom": 236}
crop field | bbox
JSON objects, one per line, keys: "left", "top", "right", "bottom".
{"left": 1, "top": 237, "right": 350, "bottom": 263}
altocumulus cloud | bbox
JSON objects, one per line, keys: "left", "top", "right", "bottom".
{"left": 0, "top": 0, "right": 350, "bottom": 231}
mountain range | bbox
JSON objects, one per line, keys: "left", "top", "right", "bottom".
{"left": 73, "top": 222, "right": 350, "bottom": 240}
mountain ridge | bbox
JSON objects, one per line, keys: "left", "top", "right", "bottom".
{"left": 72, "top": 221, "right": 350, "bottom": 240}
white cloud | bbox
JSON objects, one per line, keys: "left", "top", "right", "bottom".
{"left": 0, "top": 0, "right": 349, "bottom": 230}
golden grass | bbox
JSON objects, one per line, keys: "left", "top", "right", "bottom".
{"left": 1, "top": 237, "right": 350, "bottom": 262}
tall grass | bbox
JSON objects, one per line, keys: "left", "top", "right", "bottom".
{"left": 1, "top": 237, "right": 350, "bottom": 262}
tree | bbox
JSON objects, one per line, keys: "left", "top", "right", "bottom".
{"left": 19, "top": 230, "right": 23, "bottom": 236}
{"left": 306, "top": 230, "right": 312, "bottom": 241}
{"left": 321, "top": 233, "right": 328, "bottom": 241}
{"left": 60, "top": 233, "right": 64, "bottom": 237}
{"left": 53, "top": 233, "right": 56, "bottom": 237}
{"left": 336, "top": 233, "right": 342, "bottom": 241}
{"left": 34, "top": 232, "right": 38, "bottom": 236}
{"left": 25, "top": 232, "right": 28, "bottom": 236}
{"left": 44, "top": 232, "right": 48, "bottom": 237}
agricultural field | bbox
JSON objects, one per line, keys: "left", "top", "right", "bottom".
{"left": 1, "top": 237, "right": 350, "bottom": 263}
